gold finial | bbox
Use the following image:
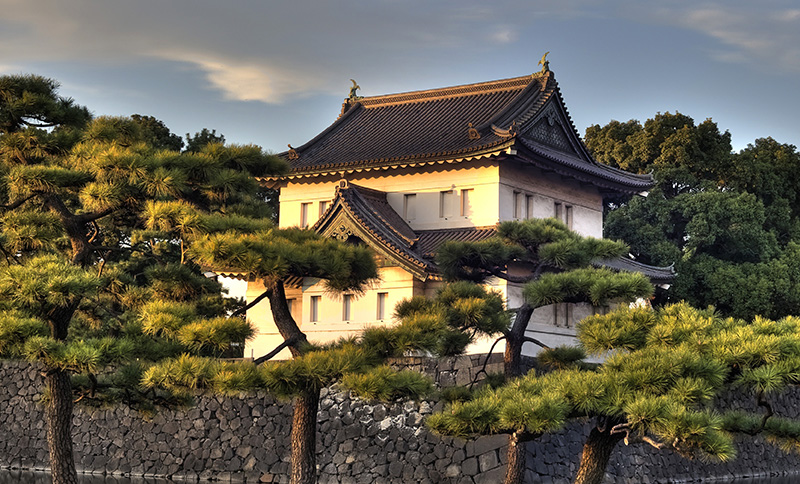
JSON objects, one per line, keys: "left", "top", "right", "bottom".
{"left": 287, "top": 144, "right": 299, "bottom": 160}
{"left": 538, "top": 51, "right": 550, "bottom": 73}
{"left": 348, "top": 79, "right": 363, "bottom": 101}
{"left": 467, "top": 123, "right": 480, "bottom": 140}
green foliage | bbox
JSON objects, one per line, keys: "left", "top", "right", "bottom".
{"left": 440, "top": 385, "right": 473, "bottom": 403}
{"left": 130, "top": 114, "right": 183, "bottom": 151}
{"left": 184, "top": 128, "right": 225, "bottom": 153}
{"left": 0, "top": 255, "right": 102, "bottom": 319}
{"left": 589, "top": 112, "right": 800, "bottom": 320}
{"left": 366, "top": 282, "right": 509, "bottom": 358}
{"left": 0, "top": 74, "right": 91, "bottom": 134}
{"left": 536, "top": 345, "right": 587, "bottom": 370}
{"left": 0, "top": 314, "right": 48, "bottom": 356}
{"left": 432, "top": 303, "right": 800, "bottom": 465}
{"left": 260, "top": 344, "right": 379, "bottom": 398}
{"left": 176, "top": 317, "right": 254, "bottom": 356}
{"left": 189, "top": 228, "right": 378, "bottom": 294}
{"left": 524, "top": 268, "right": 653, "bottom": 308}
{"left": 343, "top": 366, "right": 433, "bottom": 401}
{"left": 141, "top": 354, "right": 221, "bottom": 395}
{"left": 428, "top": 371, "right": 570, "bottom": 438}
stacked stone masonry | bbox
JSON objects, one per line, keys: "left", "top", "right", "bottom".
{"left": 2, "top": 359, "right": 800, "bottom": 483}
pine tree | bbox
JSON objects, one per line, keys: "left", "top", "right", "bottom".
{"left": 429, "top": 303, "right": 800, "bottom": 484}
{"left": 142, "top": 236, "right": 511, "bottom": 484}
{"left": 0, "top": 74, "right": 284, "bottom": 483}
{"left": 431, "top": 217, "right": 653, "bottom": 483}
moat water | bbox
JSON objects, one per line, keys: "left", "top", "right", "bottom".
{"left": 0, "top": 470, "right": 796, "bottom": 484}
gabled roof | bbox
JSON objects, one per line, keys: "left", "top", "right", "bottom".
{"left": 313, "top": 183, "right": 673, "bottom": 284}
{"left": 274, "top": 70, "right": 654, "bottom": 194}
{"left": 312, "top": 180, "right": 433, "bottom": 280}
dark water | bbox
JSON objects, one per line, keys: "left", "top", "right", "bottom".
{"left": 0, "top": 471, "right": 176, "bottom": 484}
{"left": 0, "top": 470, "right": 796, "bottom": 483}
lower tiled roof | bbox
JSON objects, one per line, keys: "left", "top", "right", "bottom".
{"left": 416, "top": 227, "right": 497, "bottom": 260}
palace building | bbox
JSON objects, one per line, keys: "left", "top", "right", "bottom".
{"left": 244, "top": 66, "right": 672, "bottom": 360}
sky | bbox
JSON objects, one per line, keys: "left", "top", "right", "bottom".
{"left": 1, "top": 0, "right": 799, "bottom": 153}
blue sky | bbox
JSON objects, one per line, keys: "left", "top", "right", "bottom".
{"left": 2, "top": 0, "right": 798, "bottom": 153}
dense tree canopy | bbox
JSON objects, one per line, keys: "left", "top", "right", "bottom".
{"left": 586, "top": 112, "right": 800, "bottom": 320}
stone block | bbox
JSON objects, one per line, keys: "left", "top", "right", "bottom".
{"left": 478, "top": 451, "right": 499, "bottom": 473}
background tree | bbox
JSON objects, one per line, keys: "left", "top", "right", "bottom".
{"left": 0, "top": 74, "right": 283, "bottom": 483}
{"left": 130, "top": 114, "right": 184, "bottom": 151}
{"left": 430, "top": 302, "right": 800, "bottom": 484}
{"left": 586, "top": 112, "right": 800, "bottom": 320}
{"left": 422, "top": 217, "right": 653, "bottom": 483}
{"left": 184, "top": 127, "right": 225, "bottom": 153}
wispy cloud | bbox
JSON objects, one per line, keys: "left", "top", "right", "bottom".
{"left": 643, "top": 3, "right": 800, "bottom": 72}
{"left": 153, "top": 51, "right": 333, "bottom": 104}
{"left": 0, "top": 0, "right": 592, "bottom": 101}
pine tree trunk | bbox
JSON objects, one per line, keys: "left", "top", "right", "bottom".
{"left": 504, "top": 431, "right": 526, "bottom": 484}
{"left": 573, "top": 425, "right": 623, "bottom": 484}
{"left": 505, "top": 304, "right": 534, "bottom": 377}
{"left": 290, "top": 389, "right": 320, "bottom": 484}
{"left": 45, "top": 369, "right": 78, "bottom": 484}
{"left": 266, "top": 281, "right": 309, "bottom": 358}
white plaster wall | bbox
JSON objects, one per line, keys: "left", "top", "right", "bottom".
{"left": 498, "top": 163, "right": 603, "bottom": 238}
{"left": 278, "top": 162, "right": 501, "bottom": 230}
{"left": 250, "top": 159, "right": 608, "bottom": 360}
{"left": 245, "top": 266, "right": 422, "bottom": 360}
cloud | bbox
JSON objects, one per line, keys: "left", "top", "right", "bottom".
{"left": 0, "top": 0, "right": 593, "bottom": 102}
{"left": 487, "top": 25, "right": 518, "bottom": 44}
{"left": 153, "top": 51, "right": 332, "bottom": 104}
{"left": 643, "top": 3, "right": 800, "bottom": 72}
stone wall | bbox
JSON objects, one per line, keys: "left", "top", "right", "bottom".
{"left": 0, "top": 359, "right": 510, "bottom": 484}
{"left": 3, "top": 359, "right": 800, "bottom": 483}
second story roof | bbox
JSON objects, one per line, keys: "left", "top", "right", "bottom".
{"left": 274, "top": 69, "right": 654, "bottom": 194}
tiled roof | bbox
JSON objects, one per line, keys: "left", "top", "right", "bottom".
{"left": 287, "top": 75, "right": 537, "bottom": 173}
{"left": 416, "top": 227, "right": 497, "bottom": 259}
{"left": 275, "top": 70, "right": 654, "bottom": 194}
{"left": 515, "top": 140, "right": 655, "bottom": 192}
{"left": 595, "top": 257, "right": 675, "bottom": 284}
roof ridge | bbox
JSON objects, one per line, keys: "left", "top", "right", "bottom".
{"left": 358, "top": 73, "right": 543, "bottom": 108}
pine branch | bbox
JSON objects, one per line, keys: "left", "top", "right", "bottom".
{"left": 610, "top": 422, "right": 665, "bottom": 449}
{"left": 521, "top": 336, "right": 550, "bottom": 349}
{"left": 230, "top": 289, "right": 269, "bottom": 318}
{"left": 469, "top": 335, "right": 506, "bottom": 389}
{"left": 254, "top": 337, "right": 298, "bottom": 365}
{"left": 75, "top": 207, "right": 115, "bottom": 224}
{"left": 0, "top": 194, "right": 36, "bottom": 210}
{"left": 757, "top": 389, "right": 774, "bottom": 432}
{"left": 487, "top": 266, "right": 531, "bottom": 284}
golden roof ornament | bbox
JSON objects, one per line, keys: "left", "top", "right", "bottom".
{"left": 287, "top": 144, "right": 299, "bottom": 160}
{"left": 467, "top": 123, "right": 480, "bottom": 140}
{"left": 348, "top": 79, "right": 363, "bottom": 101}
{"left": 508, "top": 120, "right": 519, "bottom": 137}
{"left": 538, "top": 51, "right": 550, "bottom": 73}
